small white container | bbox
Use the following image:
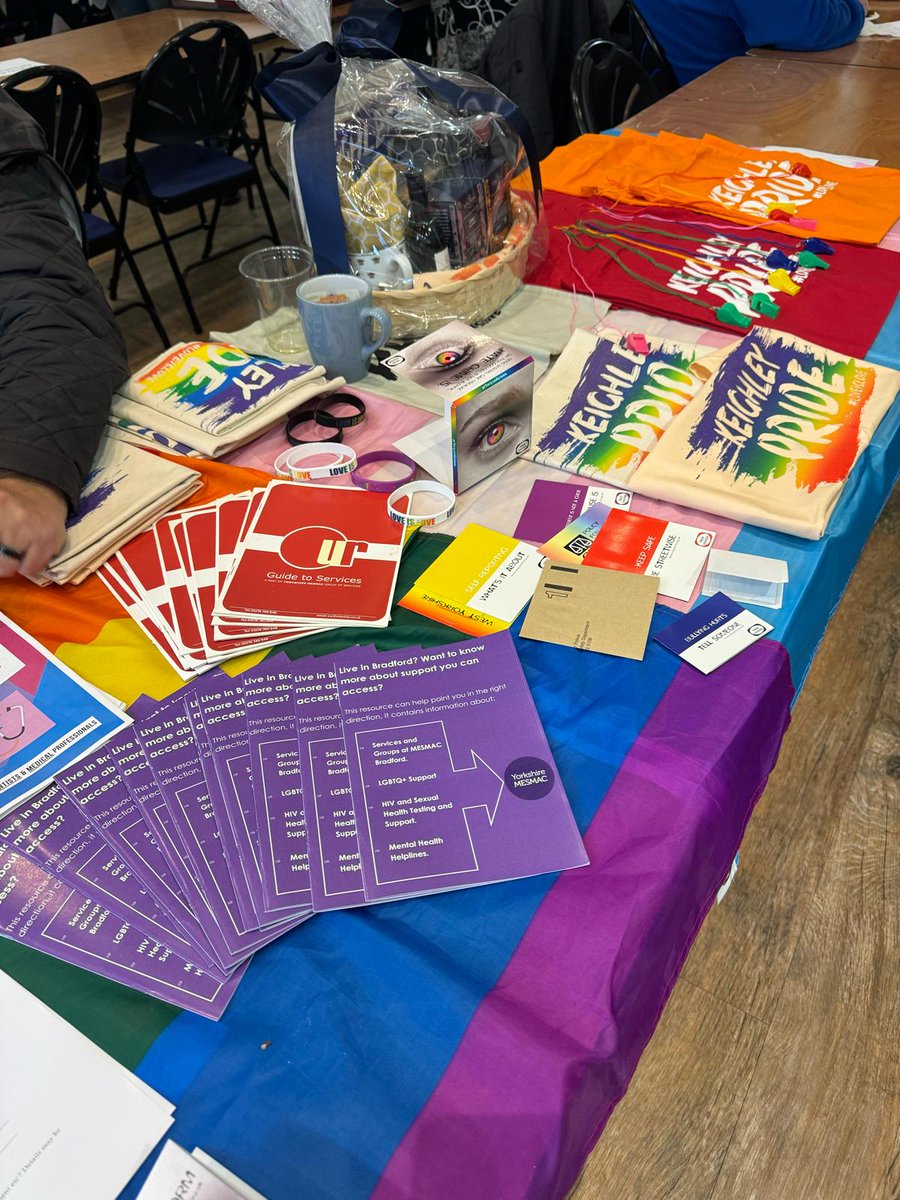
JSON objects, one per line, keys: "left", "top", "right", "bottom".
{"left": 701, "top": 549, "right": 789, "bottom": 610}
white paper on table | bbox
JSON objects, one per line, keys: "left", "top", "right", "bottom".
{"left": 137, "top": 1141, "right": 268, "bottom": 1199}
{"left": 394, "top": 418, "right": 453, "bottom": 487}
{"left": 642, "top": 521, "right": 715, "bottom": 602}
{"left": 861, "top": 15, "right": 900, "bottom": 35}
{"left": 0, "top": 58, "right": 46, "bottom": 78}
{"left": 193, "top": 1148, "right": 271, "bottom": 1200}
{"left": 0, "top": 972, "right": 174, "bottom": 1200}
{"left": 758, "top": 144, "right": 879, "bottom": 168}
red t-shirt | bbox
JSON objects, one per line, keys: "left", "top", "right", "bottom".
{"left": 528, "top": 191, "right": 900, "bottom": 360}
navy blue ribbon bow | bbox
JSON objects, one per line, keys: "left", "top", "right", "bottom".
{"left": 255, "top": 0, "right": 542, "bottom": 276}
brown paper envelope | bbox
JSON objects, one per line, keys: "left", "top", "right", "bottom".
{"left": 520, "top": 561, "right": 659, "bottom": 660}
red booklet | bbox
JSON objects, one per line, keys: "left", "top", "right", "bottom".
{"left": 217, "top": 482, "right": 405, "bottom": 625}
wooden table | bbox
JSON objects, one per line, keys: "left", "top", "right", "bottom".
{"left": 0, "top": 8, "right": 280, "bottom": 92}
{"left": 750, "top": 37, "right": 900, "bottom": 69}
{"left": 748, "top": 3, "right": 900, "bottom": 66}
{"left": 0, "top": 1, "right": 426, "bottom": 94}
{"left": 622, "top": 55, "right": 900, "bottom": 165}
{"left": 749, "top": 32, "right": 900, "bottom": 68}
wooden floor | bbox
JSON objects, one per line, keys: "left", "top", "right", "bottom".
{"left": 573, "top": 485, "right": 900, "bottom": 1200}
{"left": 91, "top": 112, "right": 899, "bottom": 1200}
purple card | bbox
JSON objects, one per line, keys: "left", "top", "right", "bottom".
{"left": 184, "top": 694, "right": 260, "bottom": 930}
{"left": 243, "top": 664, "right": 313, "bottom": 916}
{"left": 295, "top": 646, "right": 428, "bottom": 914}
{"left": 513, "top": 479, "right": 633, "bottom": 545}
{"left": 56, "top": 739, "right": 223, "bottom": 975}
{"left": 136, "top": 704, "right": 304, "bottom": 965}
{"left": 109, "top": 727, "right": 237, "bottom": 973}
{"left": 0, "top": 783, "right": 214, "bottom": 970}
{"left": 295, "top": 652, "right": 368, "bottom": 913}
{"left": 335, "top": 634, "right": 588, "bottom": 903}
{"left": 0, "top": 846, "right": 244, "bottom": 1019}
{"left": 191, "top": 676, "right": 293, "bottom": 927}
{"left": 136, "top": 706, "right": 265, "bottom": 958}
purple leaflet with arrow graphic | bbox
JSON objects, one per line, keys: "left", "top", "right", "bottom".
{"left": 334, "top": 633, "right": 588, "bottom": 904}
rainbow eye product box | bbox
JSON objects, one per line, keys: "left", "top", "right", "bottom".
{"left": 389, "top": 320, "right": 535, "bottom": 494}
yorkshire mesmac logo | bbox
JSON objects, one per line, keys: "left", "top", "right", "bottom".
{"left": 280, "top": 525, "right": 368, "bottom": 570}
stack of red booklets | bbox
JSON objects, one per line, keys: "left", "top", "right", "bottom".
{"left": 98, "top": 481, "right": 407, "bottom": 677}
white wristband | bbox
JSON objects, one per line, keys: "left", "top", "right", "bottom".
{"left": 387, "top": 481, "right": 456, "bottom": 528}
{"left": 273, "top": 443, "right": 357, "bottom": 482}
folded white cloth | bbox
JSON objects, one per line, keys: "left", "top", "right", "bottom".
{"left": 39, "top": 436, "right": 202, "bottom": 585}
{"left": 111, "top": 342, "right": 341, "bottom": 457}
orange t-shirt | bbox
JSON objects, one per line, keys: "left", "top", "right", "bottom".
{"left": 540, "top": 130, "right": 900, "bottom": 245}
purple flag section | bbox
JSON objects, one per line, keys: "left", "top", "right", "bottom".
{"left": 335, "top": 635, "right": 588, "bottom": 903}
{"left": 0, "top": 847, "right": 245, "bottom": 1019}
{"left": 369, "top": 640, "right": 792, "bottom": 1200}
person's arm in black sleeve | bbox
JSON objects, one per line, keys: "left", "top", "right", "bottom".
{"left": 0, "top": 96, "right": 129, "bottom": 579}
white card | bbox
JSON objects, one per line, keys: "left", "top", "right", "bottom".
{"left": 0, "top": 973, "right": 173, "bottom": 1200}
{"left": 138, "top": 1141, "right": 265, "bottom": 1200}
{"left": 655, "top": 593, "right": 774, "bottom": 675}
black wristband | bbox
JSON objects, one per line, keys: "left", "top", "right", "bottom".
{"left": 313, "top": 393, "right": 367, "bottom": 430}
{"left": 285, "top": 405, "right": 344, "bottom": 447}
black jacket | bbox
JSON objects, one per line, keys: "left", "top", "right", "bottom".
{"left": 480, "top": 0, "right": 611, "bottom": 159}
{"left": 0, "top": 90, "right": 128, "bottom": 511}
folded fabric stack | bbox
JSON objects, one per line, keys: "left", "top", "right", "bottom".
{"left": 98, "top": 480, "right": 407, "bottom": 677}
{"left": 539, "top": 130, "right": 900, "bottom": 244}
{"left": 631, "top": 328, "right": 900, "bottom": 539}
{"left": 40, "top": 436, "right": 202, "bottom": 586}
{"left": 109, "top": 341, "right": 339, "bottom": 458}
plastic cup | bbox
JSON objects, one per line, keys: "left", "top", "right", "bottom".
{"left": 239, "top": 245, "right": 315, "bottom": 355}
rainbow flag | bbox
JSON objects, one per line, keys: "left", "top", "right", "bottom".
{"left": 0, "top": 390, "right": 897, "bottom": 1199}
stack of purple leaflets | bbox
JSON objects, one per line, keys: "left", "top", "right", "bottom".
{"left": 0, "top": 634, "right": 587, "bottom": 1019}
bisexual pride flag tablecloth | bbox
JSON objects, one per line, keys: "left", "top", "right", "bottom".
{"left": 0, "top": 362, "right": 897, "bottom": 1200}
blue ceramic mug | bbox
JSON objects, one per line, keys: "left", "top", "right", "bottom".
{"left": 297, "top": 273, "right": 393, "bottom": 384}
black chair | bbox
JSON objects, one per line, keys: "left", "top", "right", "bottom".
{"left": 0, "top": 0, "right": 25, "bottom": 44}
{"left": 571, "top": 39, "right": 664, "bottom": 133}
{"left": 1, "top": 64, "right": 169, "bottom": 347}
{"left": 100, "top": 19, "right": 280, "bottom": 333}
{"left": 610, "top": 0, "right": 678, "bottom": 96}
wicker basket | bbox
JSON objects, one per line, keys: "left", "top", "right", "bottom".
{"left": 378, "top": 195, "right": 538, "bottom": 344}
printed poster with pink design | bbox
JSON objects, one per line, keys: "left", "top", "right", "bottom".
{"left": 0, "top": 614, "right": 130, "bottom": 813}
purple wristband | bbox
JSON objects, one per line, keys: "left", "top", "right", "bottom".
{"left": 351, "top": 450, "right": 416, "bottom": 492}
